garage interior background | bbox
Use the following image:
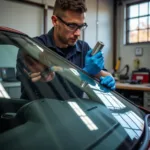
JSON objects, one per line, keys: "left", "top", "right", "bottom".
{"left": 0, "top": 0, "right": 149, "bottom": 76}
{"left": 0, "top": 0, "right": 114, "bottom": 72}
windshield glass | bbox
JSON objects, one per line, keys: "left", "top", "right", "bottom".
{"left": 0, "top": 31, "right": 145, "bottom": 150}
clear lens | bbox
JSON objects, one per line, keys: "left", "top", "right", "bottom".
{"left": 68, "top": 24, "right": 87, "bottom": 31}
{"left": 80, "top": 24, "right": 87, "bottom": 31}
{"left": 68, "top": 24, "right": 78, "bottom": 31}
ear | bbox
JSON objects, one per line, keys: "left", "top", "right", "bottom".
{"left": 51, "top": 15, "right": 58, "bottom": 26}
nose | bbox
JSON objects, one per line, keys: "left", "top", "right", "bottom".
{"left": 74, "top": 28, "right": 81, "bottom": 36}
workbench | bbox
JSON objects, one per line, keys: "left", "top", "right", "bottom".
{"left": 116, "top": 82, "right": 150, "bottom": 110}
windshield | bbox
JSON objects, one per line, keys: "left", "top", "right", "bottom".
{"left": 0, "top": 30, "right": 145, "bottom": 150}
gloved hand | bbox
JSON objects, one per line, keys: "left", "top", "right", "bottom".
{"left": 83, "top": 49, "right": 104, "bottom": 75}
{"left": 98, "top": 84, "right": 110, "bottom": 93}
{"left": 100, "top": 75, "right": 116, "bottom": 90}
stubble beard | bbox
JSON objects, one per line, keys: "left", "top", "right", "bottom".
{"left": 58, "top": 34, "right": 78, "bottom": 47}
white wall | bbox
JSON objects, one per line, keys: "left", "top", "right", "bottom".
{"left": 85, "top": 0, "right": 114, "bottom": 71}
{"left": 0, "top": 0, "right": 44, "bottom": 37}
{"left": 48, "top": 10, "right": 54, "bottom": 32}
{"left": 28, "top": 0, "right": 55, "bottom": 6}
{"left": 0, "top": 0, "right": 45, "bottom": 68}
{"left": 85, "top": 0, "right": 97, "bottom": 48}
{"left": 117, "top": 0, "right": 150, "bottom": 75}
{"left": 98, "top": 0, "right": 114, "bottom": 71}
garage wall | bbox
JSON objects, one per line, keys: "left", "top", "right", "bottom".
{"left": 117, "top": 0, "right": 150, "bottom": 74}
{"left": 28, "top": 0, "right": 54, "bottom": 31}
{"left": 47, "top": 10, "right": 54, "bottom": 33}
{"left": 0, "top": 0, "right": 114, "bottom": 71}
{"left": 98, "top": 0, "right": 114, "bottom": 71}
{"left": 0, "top": 0, "right": 44, "bottom": 68}
{"left": 27, "top": 0, "right": 55, "bottom": 6}
{"left": 84, "top": 0, "right": 114, "bottom": 71}
{"left": 0, "top": 0, "right": 44, "bottom": 37}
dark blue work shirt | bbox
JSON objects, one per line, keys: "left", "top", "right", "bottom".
{"left": 34, "top": 28, "right": 91, "bottom": 68}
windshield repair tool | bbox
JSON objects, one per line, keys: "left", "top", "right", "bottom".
{"left": 91, "top": 41, "right": 104, "bottom": 56}
{"left": 81, "top": 41, "right": 104, "bottom": 88}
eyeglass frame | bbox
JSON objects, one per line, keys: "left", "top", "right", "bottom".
{"left": 56, "top": 16, "right": 88, "bottom": 31}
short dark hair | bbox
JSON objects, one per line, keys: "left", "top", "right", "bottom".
{"left": 53, "top": 0, "right": 87, "bottom": 17}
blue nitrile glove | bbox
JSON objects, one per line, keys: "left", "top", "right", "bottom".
{"left": 100, "top": 75, "right": 116, "bottom": 90}
{"left": 98, "top": 84, "right": 110, "bottom": 93}
{"left": 83, "top": 49, "right": 104, "bottom": 75}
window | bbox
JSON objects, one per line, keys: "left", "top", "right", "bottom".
{"left": 126, "top": 1, "right": 150, "bottom": 44}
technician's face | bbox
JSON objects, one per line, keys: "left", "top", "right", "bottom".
{"left": 53, "top": 10, "right": 87, "bottom": 46}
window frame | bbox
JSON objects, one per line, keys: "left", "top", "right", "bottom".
{"left": 126, "top": 0, "right": 150, "bottom": 45}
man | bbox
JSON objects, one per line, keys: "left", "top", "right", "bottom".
{"left": 33, "top": 0, "right": 115, "bottom": 88}
{"left": 17, "top": 0, "right": 115, "bottom": 99}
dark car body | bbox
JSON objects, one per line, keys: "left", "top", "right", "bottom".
{"left": 0, "top": 27, "right": 149, "bottom": 150}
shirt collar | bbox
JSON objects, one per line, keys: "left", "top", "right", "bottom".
{"left": 47, "top": 28, "right": 56, "bottom": 49}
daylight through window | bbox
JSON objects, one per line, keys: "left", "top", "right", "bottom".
{"left": 127, "top": 1, "right": 150, "bottom": 44}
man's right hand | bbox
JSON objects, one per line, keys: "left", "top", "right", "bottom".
{"left": 28, "top": 71, "right": 55, "bottom": 83}
{"left": 27, "top": 72, "right": 41, "bottom": 82}
{"left": 23, "top": 54, "right": 55, "bottom": 82}
{"left": 83, "top": 49, "right": 104, "bottom": 75}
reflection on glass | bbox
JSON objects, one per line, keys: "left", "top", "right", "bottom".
{"left": 0, "top": 92, "right": 2, "bottom": 97}
{"left": 96, "top": 92, "right": 113, "bottom": 108}
{"left": 135, "top": 130, "right": 143, "bottom": 137}
{"left": 23, "top": 37, "right": 44, "bottom": 52}
{"left": 129, "top": 111, "right": 144, "bottom": 128}
{"left": 125, "top": 129, "right": 138, "bottom": 140}
{"left": 88, "top": 84, "right": 100, "bottom": 90}
{"left": 112, "top": 111, "right": 144, "bottom": 140}
{"left": 0, "top": 83, "right": 10, "bottom": 98}
{"left": 129, "top": 18, "right": 138, "bottom": 30}
{"left": 111, "top": 96, "right": 126, "bottom": 108}
{"left": 129, "top": 31, "right": 138, "bottom": 43}
{"left": 70, "top": 68, "right": 80, "bottom": 76}
{"left": 93, "top": 91, "right": 126, "bottom": 110}
{"left": 139, "top": 17, "right": 148, "bottom": 29}
{"left": 148, "top": 30, "right": 150, "bottom": 41}
{"left": 36, "top": 45, "right": 44, "bottom": 52}
{"left": 149, "top": 2, "right": 150, "bottom": 14}
{"left": 139, "top": 2, "right": 148, "bottom": 16}
{"left": 93, "top": 86, "right": 144, "bottom": 140}
{"left": 129, "top": 5, "right": 138, "bottom": 18}
{"left": 68, "top": 102, "right": 98, "bottom": 131}
{"left": 113, "top": 114, "right": 130, "bottom": 128}
{"left": 122, "top": 113, "right": 139, "bottom": 129}
{"left": 139, "top": 29, "right": 147, "bottom": 42}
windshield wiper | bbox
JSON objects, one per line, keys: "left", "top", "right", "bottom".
{"left": 85, "top": 122, "right": 120, "bottom": 150}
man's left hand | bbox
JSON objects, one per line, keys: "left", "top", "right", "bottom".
{"left": 100, "top": 75, "right": 116, "bottom": 90}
